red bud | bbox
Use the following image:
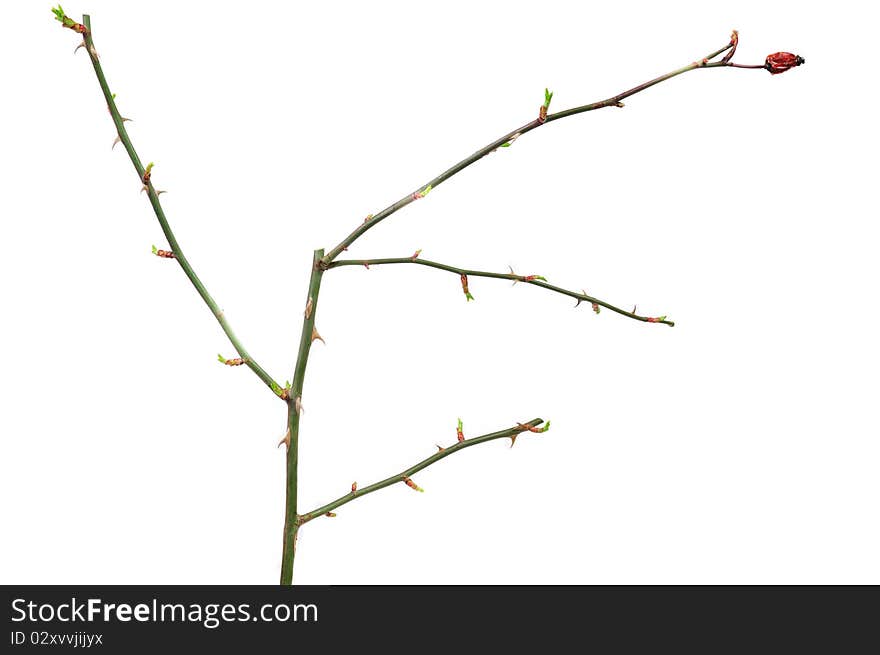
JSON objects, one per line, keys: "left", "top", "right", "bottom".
{"left": 765, "top": 52, "right": 805, "bottom": 75}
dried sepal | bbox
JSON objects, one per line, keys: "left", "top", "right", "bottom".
{"left": 721, "top": 29, "right": 739, "bottom": 64}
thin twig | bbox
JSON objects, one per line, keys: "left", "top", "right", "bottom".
{"left": 79, "top": 15, "right": 284, "bottom": 398}
{"left": 327, "top": 257, "right": 674, "bottom": 326}
{"left": 298, "top": 418, "right": 547, "bottom": 524}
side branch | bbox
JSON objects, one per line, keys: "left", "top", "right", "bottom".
{"left": 79, "top": 15, "right": 283, "bottom": 397}
{"left": 298, "top": 419, "right": 548, "bottom": 524}
{"left": 327, "top": 257, "right": 674, "bottom": 326}
{"left": 321, "top": 38, "right": 740, "bottom": 264}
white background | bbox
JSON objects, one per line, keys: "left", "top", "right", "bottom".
{"left": 2, "top": 0, "right": 877, "bottom": 584}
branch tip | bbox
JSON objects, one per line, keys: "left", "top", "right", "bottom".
{"left": 52, "top": 5, "right": 87, "bottom": 34}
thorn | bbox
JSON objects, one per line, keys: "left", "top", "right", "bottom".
{"left": 351, "top": 482, "right": 357, "bottom": 493}
{"left": 311, "top": 326, "right": 325, "bottom": 344}
{"left": 294, "top": 396, "right": 304, "bottom": 414}
{"left": 121, "top": 117, "right": 133, "bottom": 123}
{"left": 403, "top": 476, "right": 424, "bottom": 493}
{"left": 140, "top": 185, "right": 149, "bottom": 194}
{"left": 363, "top": 261, "right": 370, "bottom": 269}
{"left": 509, "top": 434, "right": 517, "bottom": 448}
{"left": 111, "top": 135, "right": 121, "bottom": 149}
{"left": 277, "top": 428, "right": 290, "bottom": 450}
{"left": 499, "top": 132, "right": 521, "bottom": 148}
{"left": 74, "top": 41, "right": 85, "bottom": 55}
{"left": 304, "top": 296, "right": 313, "bottom": 319}
{"left": 632, "top": 305, "right": 638, "bottom": 315}
{"left": 575, "top": 290, "right": 586, "bottom": 308}
{"left": 436, "top": 444, "right": 445, "bottom": 452}
{"left": 155, "top": 190, "right": 167, "bottom": 196}
{"left": 509, "top": 265, "right": 520, "bottom": 286}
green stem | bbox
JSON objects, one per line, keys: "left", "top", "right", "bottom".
{"left": 328, "top": 257, "right": 674, "bottom": 326}
{"left": 321, "top": 40, "right": 737, "bottom": 264}
{"left": 280, "top": 249, "right": 325, "bottom": 585}
{"left": 299, "top": 419, "right": 546, "bottom": 524}
{"left": 80, "top": 15, "right": 283, "bottom": 397}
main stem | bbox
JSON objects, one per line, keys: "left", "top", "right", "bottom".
{"left": 280, "top": 249, "right": 325, "bottom": 585}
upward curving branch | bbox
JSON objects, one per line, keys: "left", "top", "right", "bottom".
{"left": 297, "top": 418, "right": 549, "bottom": 525}
{"left": 321, "top": 34, "right": 775, "bottom": 264}
{"left": 78, "top": 15, "right": 284, "bottom": 398}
